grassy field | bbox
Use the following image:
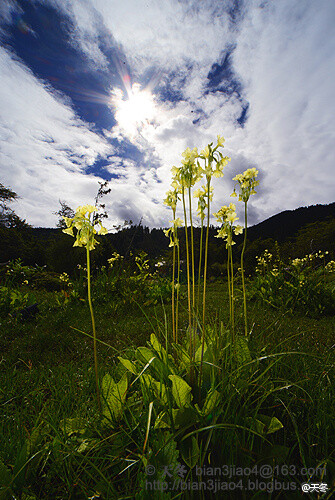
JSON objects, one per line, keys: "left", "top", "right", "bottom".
{"left": 1, "top": 274, "right": 334, "bottom": 499}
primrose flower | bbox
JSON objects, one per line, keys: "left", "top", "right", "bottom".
{"left": 164, "top": 218, "right": 183, "bottom": 247}
{"left": 200, "top": 145, "right": 210, "bottom": 159}
{"left": 325, "top": 260, "right": 335, "bottom": 273}
{"left": 214, "top": 204, "right": 241, "bottom": 247}
{"left": 217, "top": 135, "right": 225, "bottom": 147}
{"left": 76, "top": 205, "right": 96, "bottom": 216}
{"left": 182, "top": 146, "right": 198, "bottom": 164}
{"left": 164, "top": 189, "right": 179, "bottom": 211}
{"left": 172, "top": 149, "right": 202, "bottom": 190}
{"left": 63, "top": 205, "right": 107, "bottom": 251}
{"left": 108, "top": 252, "right": 123, "bottom": 267}
{"left": 194, "top": 184, "right": 214, "bottom": 219}
{"left": 198, "top": 139, "right": 231, "bottom": 180}
{"left": 232, "top": 167, "right": 259, "bottom": 202}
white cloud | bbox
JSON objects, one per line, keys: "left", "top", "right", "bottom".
{"left": 1, "top": 0, "right": 335, "bottom": 232}
{"left": 0, "top": 47, "right": 112, "bottom": 227}
{"left": 231, "top": 0, "right": 335, "bottom": 218}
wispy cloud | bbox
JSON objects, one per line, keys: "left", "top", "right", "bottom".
{"left": 1, "top": 0, "right": 334, "bottom": 230}
{"left": 0, "top": 46, "right": 111, "bottom": 226}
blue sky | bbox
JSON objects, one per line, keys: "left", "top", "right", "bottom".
{"left": 0, "top": 0, "right": 334, "bottom": 229}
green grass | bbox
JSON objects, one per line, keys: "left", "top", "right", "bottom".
{"left": 0, "top": 280, "right": 334, "bottom": 499}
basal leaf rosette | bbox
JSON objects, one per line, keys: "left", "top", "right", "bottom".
{"left": 214, "top": 203, "right": 243, "bottom": 248}
{"left": 231, "top": 167, "right": 259, "bottom": 202}
{"left": 62, "top": 205, "right": 107, "bottom": 250}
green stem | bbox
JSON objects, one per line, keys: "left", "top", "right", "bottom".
{"left": 176, "top": 238, "right": 180, "bottom": 344}
{"left": 182, "top": 189, "right": 193, "bottom": 373}
{"left": 241, "top": 201, "right": 248, "bottom": 337}
{"left": 227, "top": 244, "right": 232, "bottom": 331}
{"left": 229, "top": 242, "right": 235, "bottom": 342}
{"left": 202, "top": 177, "right": 211, "bottom": 329}
{"left": 86, "top": 245, "right": 101, "bottom": 412}
{"left": 188, "top": 187, "right": 196, "bottom": 343}
{"left": 172, "top": 208, "right": 176, "bottom": 342}
{"left": 200, "top": 176, "right": 211, "bottom": 388}
{"left": 197, "top": 218, "right": 204, "bottom": 316}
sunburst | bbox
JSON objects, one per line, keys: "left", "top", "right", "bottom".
{"left": 110, "top": 83, "right": 156, "bottom": 138}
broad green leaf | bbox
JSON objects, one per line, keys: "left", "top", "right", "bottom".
{"left": 59, "top": 417, "right": 86, "bottom": 436}
{"left": 154, "top": 432, "right": 179, "bottom": 475}
{"left": 168, "top": 375, "right": 192, "bottom": 409}
{"left": 76, "top": 438, "right": 97, "bottom": 453}
{"left": 202, "top": 389, "right": 221, "bottom": 416}
{"left": 262, "top": 415, "right": 284, "bottom": 434}
{"left": 154, "top": 411, "right": 171, "bottom": 429}
{"left": 195, "top": 342, "right": 207, "bottom": 363}
{"left": 102, "top": 372, "right": 128, "bottom": 422}
{"left": 180, "top": 436, "right": 200, "bottom": 469}
{"left": 141, "top": 373, "right": 167, "bottom": 405}
{"left": 173, "top": 407, "right": 199, "bottom": 428}
{"left": 234, "top": 336, "right": 252, "bottom": 366}
{"left": 136, "top": 347, "right": 155, "bottom": 364}
{"left": 150, "top": 333, "right": 164, "bottom": 354}
{"left": 118, "top": 356, "right": 137, "bottom": 375}
{"left": 246, "top": 415, "right": 283, "bottom": 435}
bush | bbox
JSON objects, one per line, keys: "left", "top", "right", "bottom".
{"left": 250, "top": 250, "right": 335, "bottom": 317}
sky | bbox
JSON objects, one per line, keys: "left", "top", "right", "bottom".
{"left": 0, "top": 0, "right": 334, "bottom": 230}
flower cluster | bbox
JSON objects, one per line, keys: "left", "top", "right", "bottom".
{"left": 163, "top": 189, "right": 179, "bottom": 211}
{"left": 108, "top": 252, "right": 123, "bottom": 267}
{"left": 63, "top": 205, "right": 108, "bottom": 251}
{"left": 199, "top": 136, "right": 231, "bottom": 179}
{"left": 231, "top": 167, "right": 259, "bottom": 202}
{"left": 193, "top": 185, "right": 214, "bottom": 220}
{"left": 325, "top": 260, "right": 335, "bottom": 273}
{"left": 163, "top": 218, "right": 183, "bottom": 247}
{"left": 255, "top": 249, "right": 273, "bottom": 274}
{"left": 291, "top": 250, "right": 329, "bottom": 269}
{"left": 213, "top": 203, "right": 243, "bottom": 247}
{"left": 59, "top": 272, "right": 70, "bottom": 282}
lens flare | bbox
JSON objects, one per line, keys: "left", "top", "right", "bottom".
{"left": 110, "top": 83, "right": 156, "bottom": 138}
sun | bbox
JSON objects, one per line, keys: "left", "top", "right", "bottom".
{"left": 110, "top": 83, "right": 156, "bottom": 138}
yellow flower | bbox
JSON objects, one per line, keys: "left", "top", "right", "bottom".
{"left": 200, "top": 145, "right": 210, "bottom": 158}
{"left": 232, "top": 168, "right": 259, "bottom": 202}
{"left": 98, "top": 222, "right": 108, "bottom": 235}
{"left": 234, "top": 225, "right": 243, "bottom": 235}
{"left": 62, "top": 205, "right": 106, "bottom": 250}
{"left": 182, "top": 146, "right": 198, "bottom": 163}
{"left": 76, "top": 205, "right": 97, "bottom": 216}
{"left": 217, "top": 135, "right": 225, "bottom": 147}
{"left": 227, "top": 211, "right": 238, "bottom": 223}
{"left": 172, "top": 217, "right": 183, "bottom": 227}
{"left": 63, "top": 226, "right": 74, "bottom": 236}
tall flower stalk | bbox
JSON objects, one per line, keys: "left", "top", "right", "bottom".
{"left": 198, "top": 137, "right": 230, "bottom": 385}
{"left": 231, "top": 168, "right": 259, "bottom": 337}
{"left": 193, "top": 186, "right": 209, "bottom": 316}
{"left": 165, "top": 137, "right": 230, "bottom": 389}
{"left": 171, "top": 148, "right": 200, "bottom": 364}
{"left": 213, "top": 203, "right": 243, "bottom": 342}
{"left": 199, "top": 138, "right": 230, "bottom": 331}
{"left": 164, "top": 189, "right": 181, "bottom": 343}
{"left": 63, "top": 205, "right": 107, "bottom": 411}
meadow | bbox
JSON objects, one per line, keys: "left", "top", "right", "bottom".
{"left": 1, "top": 137, "right": 334, "bottom": 499}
